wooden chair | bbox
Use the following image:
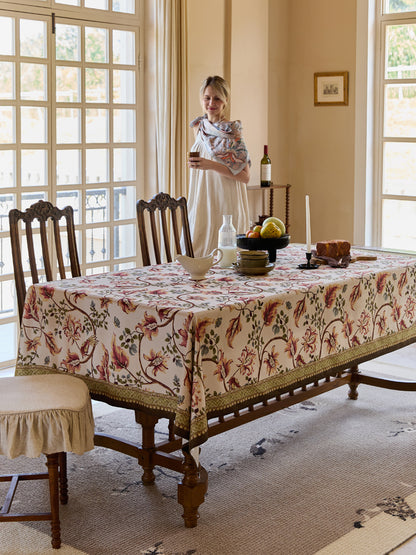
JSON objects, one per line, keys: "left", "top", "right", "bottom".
{"left": 9, "top": 199, "right": 81, "bottom": 323}
{"left": 136, "top": 192, "right": 194, "bottom": 266}
{"left": 0, "top": 374, "right": 95, "bottom": 549}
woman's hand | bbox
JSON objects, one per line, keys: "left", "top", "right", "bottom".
{"left": 187, "top": 156, "right": 250, "bottom": 183}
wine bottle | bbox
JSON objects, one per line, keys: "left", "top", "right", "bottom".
{"left": 260, "top": 145, "right": 271, "bottom": 188}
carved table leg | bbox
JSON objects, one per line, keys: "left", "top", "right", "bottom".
{"left": 177, "top": 449, "right": 208, "bottom": 528}
{"left": 348, "top": 365, "right": 360, "bottom": 400}
{"left": 135, "top": 410, "right": 158, "bottom": 485}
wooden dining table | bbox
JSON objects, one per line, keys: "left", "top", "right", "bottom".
{"left": 16, "top": 243, "right": 416, "bottom": 527}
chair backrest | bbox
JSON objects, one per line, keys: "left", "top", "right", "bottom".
{"left": 9, "top": 199, "right": 81, "bottom": 323}
{"left": 136, "top": 192, "right": 194, "bottom": 266}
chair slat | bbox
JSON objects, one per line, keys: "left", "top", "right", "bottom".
{"left": 160, "top": 209, "right": 172, "bottom": 262}
{"left": 149, "top": 211, "right": 162, "bottom": 264}
{"left": 170, "top": 209, "right": 182, "bottom": 255}
{"left": 53, "top": 219, "right": 66, "bottom": 279}
{"left": 25, "top": 222, "right": 40, "bottom": 284}
{"left": 40, "top": 220, "right": 53, "bottom": 281}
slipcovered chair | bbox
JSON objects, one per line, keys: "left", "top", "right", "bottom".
{"left": 0, "top": 374, "right": 95, "bottom": 549}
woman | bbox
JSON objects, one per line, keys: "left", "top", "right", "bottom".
{"left": 187, "top": 76, "right": 251, "bottom": 257}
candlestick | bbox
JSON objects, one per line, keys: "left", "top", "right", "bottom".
{"left": 298, "top": 252, "right": 319, "bottom": 270}
{"left": 305, "top": 195, "right": 311, "bottom": 253}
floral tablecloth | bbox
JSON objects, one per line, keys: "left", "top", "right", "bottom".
{"left": 16, "top": 244, "right": 416, "bottom": 448}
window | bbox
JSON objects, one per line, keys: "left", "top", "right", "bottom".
{"left": 375, "top": 0, "right": 416, "bottom": 250}
{"left": 0, "top": 1, "right": 141, "bottom": 369}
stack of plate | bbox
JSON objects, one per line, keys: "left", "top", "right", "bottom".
{"left": 233, "top": 250, "right": 274, "bottom": 275}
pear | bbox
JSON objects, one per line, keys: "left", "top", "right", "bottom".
{"left": 261, "top": 217, "right": 286, "bottom": 235}
{"left": 260, "top": 222, "right": 282, "bottom": 239}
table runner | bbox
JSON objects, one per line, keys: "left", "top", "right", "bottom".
{"left": 16, "top": 244, "right": 416, "bottom": 448}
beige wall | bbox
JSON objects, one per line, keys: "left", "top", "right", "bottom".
{"left": 187, "top": 0, "right": 357, "bottom": 243}
{"left": 287, "top": 0, "right": 356, "bottom": 245}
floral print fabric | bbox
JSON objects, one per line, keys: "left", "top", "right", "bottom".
{"left": 16, "top": 244, "right": 416, "bottom": 448}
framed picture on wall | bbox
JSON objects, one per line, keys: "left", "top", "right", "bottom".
{"left": 314, "top": 71, "right": 349, "bottom": 106}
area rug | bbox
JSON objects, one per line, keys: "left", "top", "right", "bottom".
{"left": 2, "top": 382, "right": 416, "bottom": 555}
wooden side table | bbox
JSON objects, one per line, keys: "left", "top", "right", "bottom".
{"left": 247, "top": 183, "right": 291, "bottom": 232}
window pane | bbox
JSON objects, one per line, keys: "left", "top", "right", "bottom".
{"left": 86, "top": 149, "right": 109, "bottom": 183}
{"left": 0, "top": 107, "right": 15, "bottom": 144}
{"left": 385, "top": 0, "right": 416, "bottom": 14}
{"left": 113, "top": 30, "right": 135, "bottom": 65}
{"left": 85, "top": 27, "right": 108, "bottom": 63}
{"left": 115, "top": 261, "right": 135, "bottom": 270}
{"left": 86, "top": 226, "right": 110, "bottom": 262}
{"left": 21, "top": 150, "right": 47, "bottom": 187}
{"left": 114, "top": 186, "right": 136, "bottom": 219}
{"left": 56, "top": 150, "right": 81, "bottom": 185}
{"left": 56, "top": 190, "right": 81, "bottom": 224}
{"left": 113, "top": 0, "right": 135, "bottom": 14}
{"left": 0, "top": 237, "right": 13, "bottom": 275}
{"left": 86, "top": 0, "right": 108, "bottom": 8}
{"left": 114, "top": 148, "right": 135, "bottom": 181}
{"left": 386, "top": 25, "right": 416, "bottom": 79}
{"left": 384, "top": 84, "right": 416, "bottom": 137}
{"left": 114, "top": 109, "right": 135, "bottom": 142}
{"left": 86, "top": 189, "right": 108, "bottom": 222}
{"left": 86, "top": 109, "right": 109, "bottom": 143}
{"left": 0, "top": 151, "right": 15, "bottom": 188}
{"left": 383, "top": 142, "right": 416, "bottom": 195}
{"left": 0, "top": 62, "right": 14, "bottom": 100}
{"left": 114, "top": 224, "right": 135, "bottom": 258}
{"left": 21, "top": 63, "right": 47, "bottom": 101}
{"left": 86, "top": 68, "right": 108, "bottom": 102}
{"left": 56, "top": 24, "right": 80, "bottom": 62}
{"left": 55, "top": 0, "right": 80, "bottom": 6}
{"left": 21, "top": 192, "right": 46, "bottom": 212}
{"left": 20, "top": 19, "right": 46, "bottom": 58}
{"left": 382, "top": 199, "right": 416, "bottom": 251}
{"left": 86, "top": 266, "right": 109, "bottom": 275}
{"left": 56, "top": 66, "right": 80, "bottom": 102}
{"left": 113, "top": 70, "right": 135, "bottom": 103}
{"left": 0, "top": 281, "right": 15, "bottom": 317}
{"left": 56, "top": 108, "right": 81, "bottom": 143}
{"left": 0, "top": 193, "right": 15, "bottom": 231}
{"left": 0, "top": 323, "right": 16, "bottom": 359}
{"left": 0, "top": 17, "right": 14, "bottom": 56}
{"left": 21, "top": 107, "right": 47, "bottom": 143}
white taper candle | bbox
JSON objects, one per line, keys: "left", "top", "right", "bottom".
{"left": 305, "top": 195, "right": 311, "bottom": 253}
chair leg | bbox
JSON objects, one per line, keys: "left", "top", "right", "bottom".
{"left": 46, "top": 454, "right": 61, "bottom": 549}
{"left": 58, "top": 452, "right": 68, "bottom": 505}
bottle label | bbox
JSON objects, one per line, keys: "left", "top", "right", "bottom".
{"left": 261, "top": 164, "right": 271, "bottom": 181}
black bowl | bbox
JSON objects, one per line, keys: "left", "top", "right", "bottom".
{"left": 237, "top": 234, "right": 290, "bottom": 263}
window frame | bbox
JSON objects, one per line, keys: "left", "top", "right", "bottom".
{"left": 0, "top": 0, "right": 142, "bottom": 370}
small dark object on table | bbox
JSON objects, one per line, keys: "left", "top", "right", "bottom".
{"left": 237, "top": 234, "right": 290, "bottom": 263}
{"left": 298, "top": 252, "right": 319, "bottom": 270}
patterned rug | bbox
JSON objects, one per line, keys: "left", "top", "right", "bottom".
{"left": 1, "top": 382, "right": 416, "bottom": 555}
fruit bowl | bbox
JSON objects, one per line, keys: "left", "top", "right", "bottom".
{"left": 237, "top": 234, "right": 290, "bottom": 263}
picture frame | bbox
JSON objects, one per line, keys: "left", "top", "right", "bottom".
{"left": 314, "top": 71, "right": 349, "bottom": 106}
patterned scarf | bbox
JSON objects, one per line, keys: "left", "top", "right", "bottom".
{"left": 190, "top": 115, "right": 251, "bottom": 176}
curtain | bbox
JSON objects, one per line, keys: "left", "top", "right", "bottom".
{"left": 155, "top": 0, "right": 188, "bottom": 200}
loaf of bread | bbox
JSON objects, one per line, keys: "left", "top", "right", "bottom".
{"left": 315, "top": 240, "right": 351, "bottom": 259}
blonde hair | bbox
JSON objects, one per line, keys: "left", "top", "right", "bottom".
{"left": 200, "top": 76, "right": 230, "bottom": 113}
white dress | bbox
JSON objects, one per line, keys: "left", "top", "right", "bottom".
{"left": 187, "top": 125, "right": 250, "bottom": 257}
